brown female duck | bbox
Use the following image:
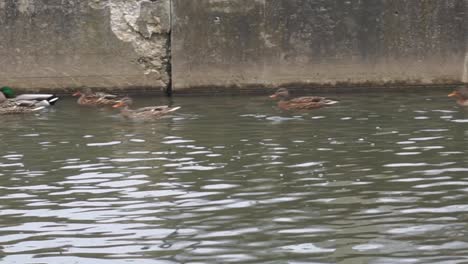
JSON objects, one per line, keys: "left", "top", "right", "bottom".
{"left": 73, "top": 88, "right": 124, "bottom": 106}
{"left": 448, "top": 86, "right": 468, "bottom": 106}
{"left": 269, "top": 88, "right": 338, "bottom": 110}
{"left": 112, "top": 97, "right": 181, "bottom": 120}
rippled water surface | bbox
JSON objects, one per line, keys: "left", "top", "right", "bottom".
{"left": 1, "top": 91, "right": 467, "bottom": 263}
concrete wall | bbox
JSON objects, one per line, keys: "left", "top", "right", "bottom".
{"left": 0, "top": 0, "right": 171, "bottom": 93}
{"left": 172, "top": 0, "right": 468, "bottom": 91}
{"left": 0, "top": 0, "right": 467, "bottom": 93}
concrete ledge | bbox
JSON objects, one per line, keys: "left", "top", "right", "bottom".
{"left": 171, "top": 83, "right": 466, "bottom": 96}
{"left": 3, "top": 85, "right": 166, "bottom": 97}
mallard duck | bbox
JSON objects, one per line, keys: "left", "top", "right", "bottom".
{"left": 269, "top": 88, "right": 338, "bottom": 110}
{"left": 0, "top": 86, "right": 59, "bottom": 107}
{"left": 73, "top": 88, "right": 124, "bottom": 106}
{"left": 448, "top": 86, "right": 468, "bottom": 106}
{"left": 0, "top": 94, "right": 45, "bottom": 115}
{"left": 112, "top": 97, "right": 181, "bottom": 120}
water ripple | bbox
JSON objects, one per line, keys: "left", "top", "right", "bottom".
{"left": 0, "top": 95, "right": 466, "bottom": 263}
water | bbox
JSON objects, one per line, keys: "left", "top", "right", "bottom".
{"left": 0, "top": 91, "right": 467, "bottom": 264}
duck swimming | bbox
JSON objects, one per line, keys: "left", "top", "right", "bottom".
{"left": 112, "top": 97, "right": 181, "bottom": 121}
{"left": 448, "top": 86, "right": 468, "bottom": 106}
{"left": 0, "top": 86, "right": 58, "bottom": 114}
{"left": 73, "top": 88, "right": 125, "bottom": 106}
{"left": 0, "top": 86, "right": 59, "bottom": 107}
{"left": 0, "top": 94, "right": 45, "bottom": 115}
{"left": 269, "top": 88, "right": 338, "bottom": 110}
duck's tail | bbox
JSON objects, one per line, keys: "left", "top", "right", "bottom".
{"left": 47, "top": 95, "right": 59, "bottom": 105}
{"left": 168, "top": 106, "right": 181, "bottom": 112}
{"left": 323, "top": 100, "right": 338, "bottom": 106}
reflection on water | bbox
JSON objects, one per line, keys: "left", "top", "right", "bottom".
{"left": 0, "top": 92, "right": 467, "bottom": 263}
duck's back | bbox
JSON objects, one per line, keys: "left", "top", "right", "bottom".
{"left": 16, "top": 94, "right": 59, "bottom": 105}
{"left": 120, "top": 106, "right": 180, "bottom": 120}
{"left": 280, "top": 96, "right": 328, "bottom": 110}
{"left": 290, "top": 96, "right": 326, "bottom": 103}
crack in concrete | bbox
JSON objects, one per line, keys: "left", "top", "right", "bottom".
{"left": 89, "top": 0, "right": 171, "bottom": 89}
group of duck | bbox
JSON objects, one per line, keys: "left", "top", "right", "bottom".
{"left": 269, "top": 86, "right": 468, "bottom": 109}
{"left": 0, "top": 87, "right": 180, "bottom": 120}
{"left": 1, "top": 85, "right": 467, "bottom": 119}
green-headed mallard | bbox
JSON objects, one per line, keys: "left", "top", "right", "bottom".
{"left": 0, "top": 96, "right": 45, "bottom": 115}
{"left": 269, "top": 88, "right": 338, "bottom": 110}
{"left": 112, "top": 97, "right": 181, "bottom": 120}
{"left": 73, "top": 88, "right": 125, "bottom": 106}
{"left": 0, "top": 86, "right": 59, "bottom": 107}
{"left": 0, "top": 86, "right": 57, "bottom": 114}
{"left": 448, "top": 86, "right": 468, "bottom": 107}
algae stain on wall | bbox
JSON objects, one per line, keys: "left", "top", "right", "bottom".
{"left": 89, "top": 0, "right": 171, "bottom": 88}
{"left": 17, "top": 0, "right": 34, "bottom": 14}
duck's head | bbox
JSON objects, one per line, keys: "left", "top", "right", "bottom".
{"left": 0, "top": 86, "right": 15, "bottom": 98}
{"left": 112, "top": 97, "right": 133, "bottom": 108}
{"left": 73, "top": 88, "right": 93, "bottom": 97}
{"left": 269, "top": 88, "right": 290, "bottom": 100}
{"left": 448, "top": 86, "right": 468, "bottom": 100}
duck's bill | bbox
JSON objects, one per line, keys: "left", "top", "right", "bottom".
{"left": 72, "top": 92, "right": 81, "bottom": 96}
{"left": 269, "top": 94, "right": 278, "bottom": 99}
{"left": 448, "top": 91, "right": 458, "bottom": 97}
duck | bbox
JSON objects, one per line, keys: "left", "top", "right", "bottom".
{"left": 0, "top": 92, "right": 45, "bottom": 115}
{"left": 448, "top": 86, "right": 468, "bottom": 106}
{"left": 112, "top": 97, "right": 181, "bottom": 120}
{"left": 73, "top": 88, "right": 124, "bottom": 106}
{"left": 0, "top": 86, "right": 59, "bottom": 107}
{"left": 269, "top": 88, "right": 338, "bottom": 110}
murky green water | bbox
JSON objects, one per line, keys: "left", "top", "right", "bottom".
{"left": 0, "top": 91, "right": 467, "bottom": 264}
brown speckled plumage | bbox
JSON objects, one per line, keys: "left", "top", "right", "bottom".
{"left": 73, "top": 89, "right": 124, "bottom": 106}
{"left": 0, "top": 100, "right": 44, "bottom": 114}
{"left": 269, "top": 88, "right": 338, "bottom": 110}
{"left": 113, "top": 97, "right": 181, "bottom": 121}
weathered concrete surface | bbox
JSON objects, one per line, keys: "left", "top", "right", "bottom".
{"left": 0, "top": 0, "right": 171, "bottom": 93}
{"left": 172, "top": 0, "right": 468, "bottom": 91}
{"left": 1, "top": 0, "right": 466, "bottom": 93}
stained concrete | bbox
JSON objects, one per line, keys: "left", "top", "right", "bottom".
{"left": 172, "top": 0, "right": 467, "bottom": 91}
{"left": 0, "top": 0, "right": 466, "bottom": 93}
{"left": 0, "top": 0, "right": 171, "bottom": 93}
